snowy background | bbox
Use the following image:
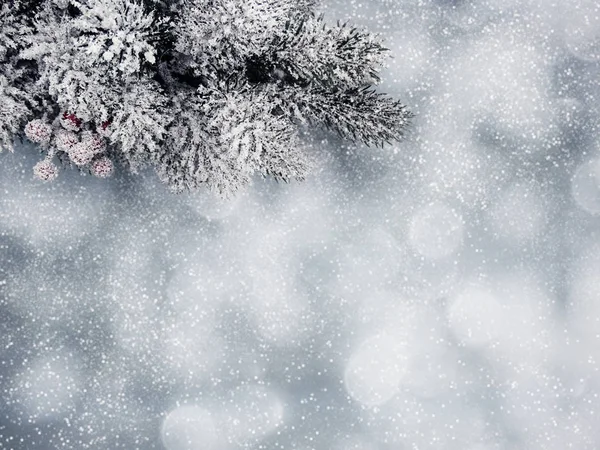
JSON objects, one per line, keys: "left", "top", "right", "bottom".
{"left": 2, "top": 0, "right": 600, "bottom": 448}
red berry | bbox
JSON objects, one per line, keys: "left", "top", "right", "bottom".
{"left": 81, "top": 131, "right": 106, "bottom": 155}
{"left": 24, "top": 120, "right": 53, "bottom": 145}
{"left": 60, "top": 112, "right": 82, "bottom": 131}
{"left": 54, "top": 129, "right": 79, "bottom": 153}
{"left": 97, "top": 120, "right": 112, "bottom": 138}
{"left": 33, "top": 159, "right": 59, "bottom": 181}
{"left": 68, "top": 143, "right": 94, "bottom": 166}
{"left": 91, "top": 156, "right": 114, "bottom": 178}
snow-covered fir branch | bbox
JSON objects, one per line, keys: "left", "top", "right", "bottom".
{"left": 0, "top": 0, "right": 412, "bottom": 196}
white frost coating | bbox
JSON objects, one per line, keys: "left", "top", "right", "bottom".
{"left": 447, "top": 284, "right": 505, "bottom": 348}
{"left": 344, "top": 332, "right": 409, "bottom": 407}
{"left": 408, "top": 202, "right": 464, "bottom": 260}
{"left": 572, "top": 158, "right": 600, "bottom": 214}
{"left": 161, "top": 405, "right": 218, "bottom": 450}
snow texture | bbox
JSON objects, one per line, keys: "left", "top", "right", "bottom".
{"left": 1, "top": 0, "right": 600, "bottom": 449}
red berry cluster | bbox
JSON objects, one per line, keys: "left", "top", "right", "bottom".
{"left": 60, "top": 112, "right": 83, "bottom": 131}
{"left": 25, "top": 113, "right": 114, "bottom": 182}
{"left": 24, "top": 120, "right": 53, "bottom": 145}
{"left": 33, "top": 159, "right": 59, "bottom": 181}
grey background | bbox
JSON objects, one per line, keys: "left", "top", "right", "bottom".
{"left": 2, "top": 0, "right": 600, "bottom": 448}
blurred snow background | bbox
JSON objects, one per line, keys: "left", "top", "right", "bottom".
{"left": 2, "top": 0, "right": 600, "bottom": 448}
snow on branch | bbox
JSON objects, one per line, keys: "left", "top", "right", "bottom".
{"left": 1, "top": 0, "right": 412, "bottom": 196}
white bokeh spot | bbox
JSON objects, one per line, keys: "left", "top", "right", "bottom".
{"left": 572, "top": 158, "right": 600, "bottom": 214}
{"left": 12, "top": 351, "right": 81, "bottom": 422}
{"left": 447, "top": 284, "right": 505, "bottom": 348}
{"left": 344, "top": 332, "right": 409, "bottom": 407}
{"left": 489, "top": 182, "right": 547, "bottom": 243}
{"left": 408, "top": 202, "right": 464, "bottom": 260}
{"left": 161, "top": 405, "right": 218, "bottom": 450}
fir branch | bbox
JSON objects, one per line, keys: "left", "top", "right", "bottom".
{"left": 0, "top": 75, "right": 32, "bottom": 152}
{"left": 271, "top": 15, "right": 389, "bottom": 89}
{"left": 108, "top": 80, "right": 171, "bottom": 171}
{"left": 157, "top": 82, "right": 310, "bottom": 195}
{"left": 280, "top": 84, "right": 413, "bottom": 147}
{"left": 1, "top": 0, "right": 411, "bottom": 194}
